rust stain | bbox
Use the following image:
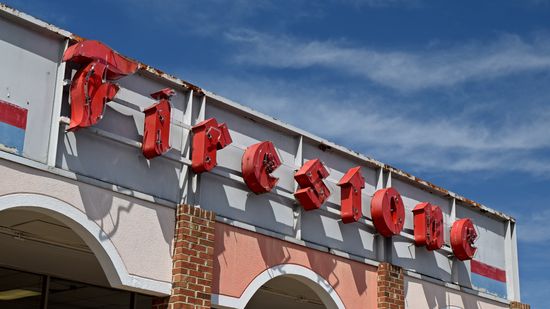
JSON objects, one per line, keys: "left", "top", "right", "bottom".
{"left": 378, "top": 162, "right": 514, "bottom": 221}
{"left": 1, "top": 3, "right": 74, "bottom": 40}
{"left": 69, "top": 33, "right": 86, "bottom": 43}
{"left": 138, "top": 63, "right": 204, "bottom": 95}
{"left": 183, "top": 81, "right": 204, "bottom": 95}
{"left": 417, "top": 177, "right": 450, "bottom": 196}
{"left": 460, "top": 196, "right": 478, "bottom": 207}
{"left": 139, "top": 63, "right": 165, "bottom": 76}
{"left": 0, "top": 3, "right": 18, "bottom": 13}
{"left": 319, "top": 143, "right": 332, "bottom": 152}
{"left": 384, "top": 163, "right": 450, "bottom": 196}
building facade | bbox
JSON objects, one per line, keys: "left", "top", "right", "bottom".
{"left": 0, "top": 5, "right": 530, "bottom": 309}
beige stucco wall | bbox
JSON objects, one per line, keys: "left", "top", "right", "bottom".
{"left": 405, "top": 275, "right": 508, "bottom": 309}
{"left": 0, "top": 158, "right": 174, "bottom": 289}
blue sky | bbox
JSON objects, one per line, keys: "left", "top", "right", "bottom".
{"left": 5, "top": 0, "right": 550, "bottom": 307}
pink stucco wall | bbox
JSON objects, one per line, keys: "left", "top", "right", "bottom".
{"left": 213, "top": 223, "right": 378, "bottom": 308}
{"left": 405, "top": 276, "right": 508, "bottom": 309}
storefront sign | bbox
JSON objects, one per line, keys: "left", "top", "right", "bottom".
{"left": 62, "top": 40, "right": 479, "bottom": 261}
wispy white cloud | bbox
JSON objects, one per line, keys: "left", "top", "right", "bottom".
{"left": 335, "top": 0, "right": 421, "bottom": 8}
{"left": 194, "top": 72, "right": 550, "bottom": 176}
{"left": 518, "top": 209, "right": 550, "bottom": 243}
{"left": 336, "top": 0, "right": 422, "bottom": 8}
{"left": 119, "top": 0, "right": 274, "bottom": 35}
{"left": 121, "top": 0, "right": 324, "bottom": 36}
{"left": 225, "top": 30, "right": 550, "bottom": 92}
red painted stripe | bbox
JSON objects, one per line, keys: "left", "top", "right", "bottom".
{"left": 471, "top": 260, "right": 506, "bottom": 283}
{"left": 0, "top": 100, "right": 27, "bottom": 129}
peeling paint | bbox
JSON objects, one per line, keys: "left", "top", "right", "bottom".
{"left": 137, "top": 64, "right": 204, "bottom": 95}
{"left": 0, "top": 3, "right": 73, "bottom": 39}
{"left": 0, "top": 143, "right": 18, "bottom": 154}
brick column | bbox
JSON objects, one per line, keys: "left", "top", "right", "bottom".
{"left": 156, "top": 204, "right": 216, "bottom": 309}
{"left": 510, "top": 301, "right": 530, "bottom": 309}
{"left": 377, "top": 262, "right": 404, "bottom": 309}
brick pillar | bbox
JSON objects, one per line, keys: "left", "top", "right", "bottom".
{"left": 156, "top": 204, "right": 216, "bottom": 309}
{"left": 377, "top": 262, "right": 405, "bottom": 309}
{"left": 510, "top": 301, "right": 530, "bottom": 309}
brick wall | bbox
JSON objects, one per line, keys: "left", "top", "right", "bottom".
{"left": 155, "top": 204, "right": 216, "bottom": 309}
{"left": 377, "top": 262, "right": 404, "bottom": 309}
{"left": 510, "top": 301, "right": 531, "bottom": 309}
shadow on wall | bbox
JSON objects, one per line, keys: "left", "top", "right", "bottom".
{"left": 304, "top": 245, "right": 371, "bottom": 297}
{"left": 198, "top": 169, "right": 294, "bottom": 236}
{"left": 73, "top": 171, "right": 176, "bottom": 252}
{"left": 394, "top": 239, "right": 452, "bottom": 283}
{"left": 407, "top": 275, "right": 486, "bottom": 309}
{"left": 303, "top": 243, "right": 339, "bottom": 291}
{"left": 423, "top": 258, "right": 479, "bottom": 309}
{"left": 57, "top": 95, "right": 178, "bottom": 252}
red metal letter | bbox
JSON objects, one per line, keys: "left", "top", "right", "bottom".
{"left": 413, "top": 202, "right": 444, "bottom": 250}
{"left": 241, "top": 141, "right": 282, "bottom": 194}
{"left": 294, "top": 159, "right": 330, "bottom": 211}
{"left": 337, "top": 166, "right": 365, "bottom": 223}
{"left": 63, "top": 40, "right": 138, "bottom": 131}
{"left": 450, "top": 218, "right": 478, "bottom": 261}
{"left": 142, "top": 88, "right": 175, "bottom": 159}
{"left": 191, "top": 118, "right": 232, "bottom": 173}
{"left": 371, "top": 188, "right": 405, "bottom": 237}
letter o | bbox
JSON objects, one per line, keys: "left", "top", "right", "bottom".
{"left": 371, "top": 187, "right": 405, "bottom": 237}
{"left": 450, "top": 218, "right": 478, "bottom": 261}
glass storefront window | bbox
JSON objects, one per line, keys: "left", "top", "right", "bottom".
{"left": 48, "top": 277, "right": 131, "bottom": 309}
{"left": 0, "top": 267, "right": 154, "bottom": 309}
{"left": 0, "top": 267, "right": 42, "bottom": 308}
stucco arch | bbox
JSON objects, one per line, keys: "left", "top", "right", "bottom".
{"left": 213, "top": 264, "right": 345, "bottom": 309}
{"left": 0, "top": 193, "right": 170, "bottom": 295}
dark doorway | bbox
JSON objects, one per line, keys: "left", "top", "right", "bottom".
{"left": 245, "top": 276, "right": 328, "bottom": 309}
{"left": 0, "top": 266, "right": 154, "bottom": 309}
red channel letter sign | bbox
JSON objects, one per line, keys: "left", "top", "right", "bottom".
{"left": 241, "top": 141, "right": 282, "bottom": 194}
{"left": 191, "top": 118, "right": 232, "bottom": 173}
{"left": 371, "top": 188, "right": 405, "bottom": 237}
{"left": 294, "top": 159, "right": 330, "bottom": 211}
{"left": 142, "top": 88, "right": 175, "bottom": 159}
{"left": 451, "top": 218, "right": 478, "bottom": 261}
{"left": 63, "top": 40, "right": 138, "bottom": 131}
{"left": 413, "top": 202, "right": 444, "bottom": 251}
{"left": 337, "top": 166, "right": 365, "bottom": 223}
